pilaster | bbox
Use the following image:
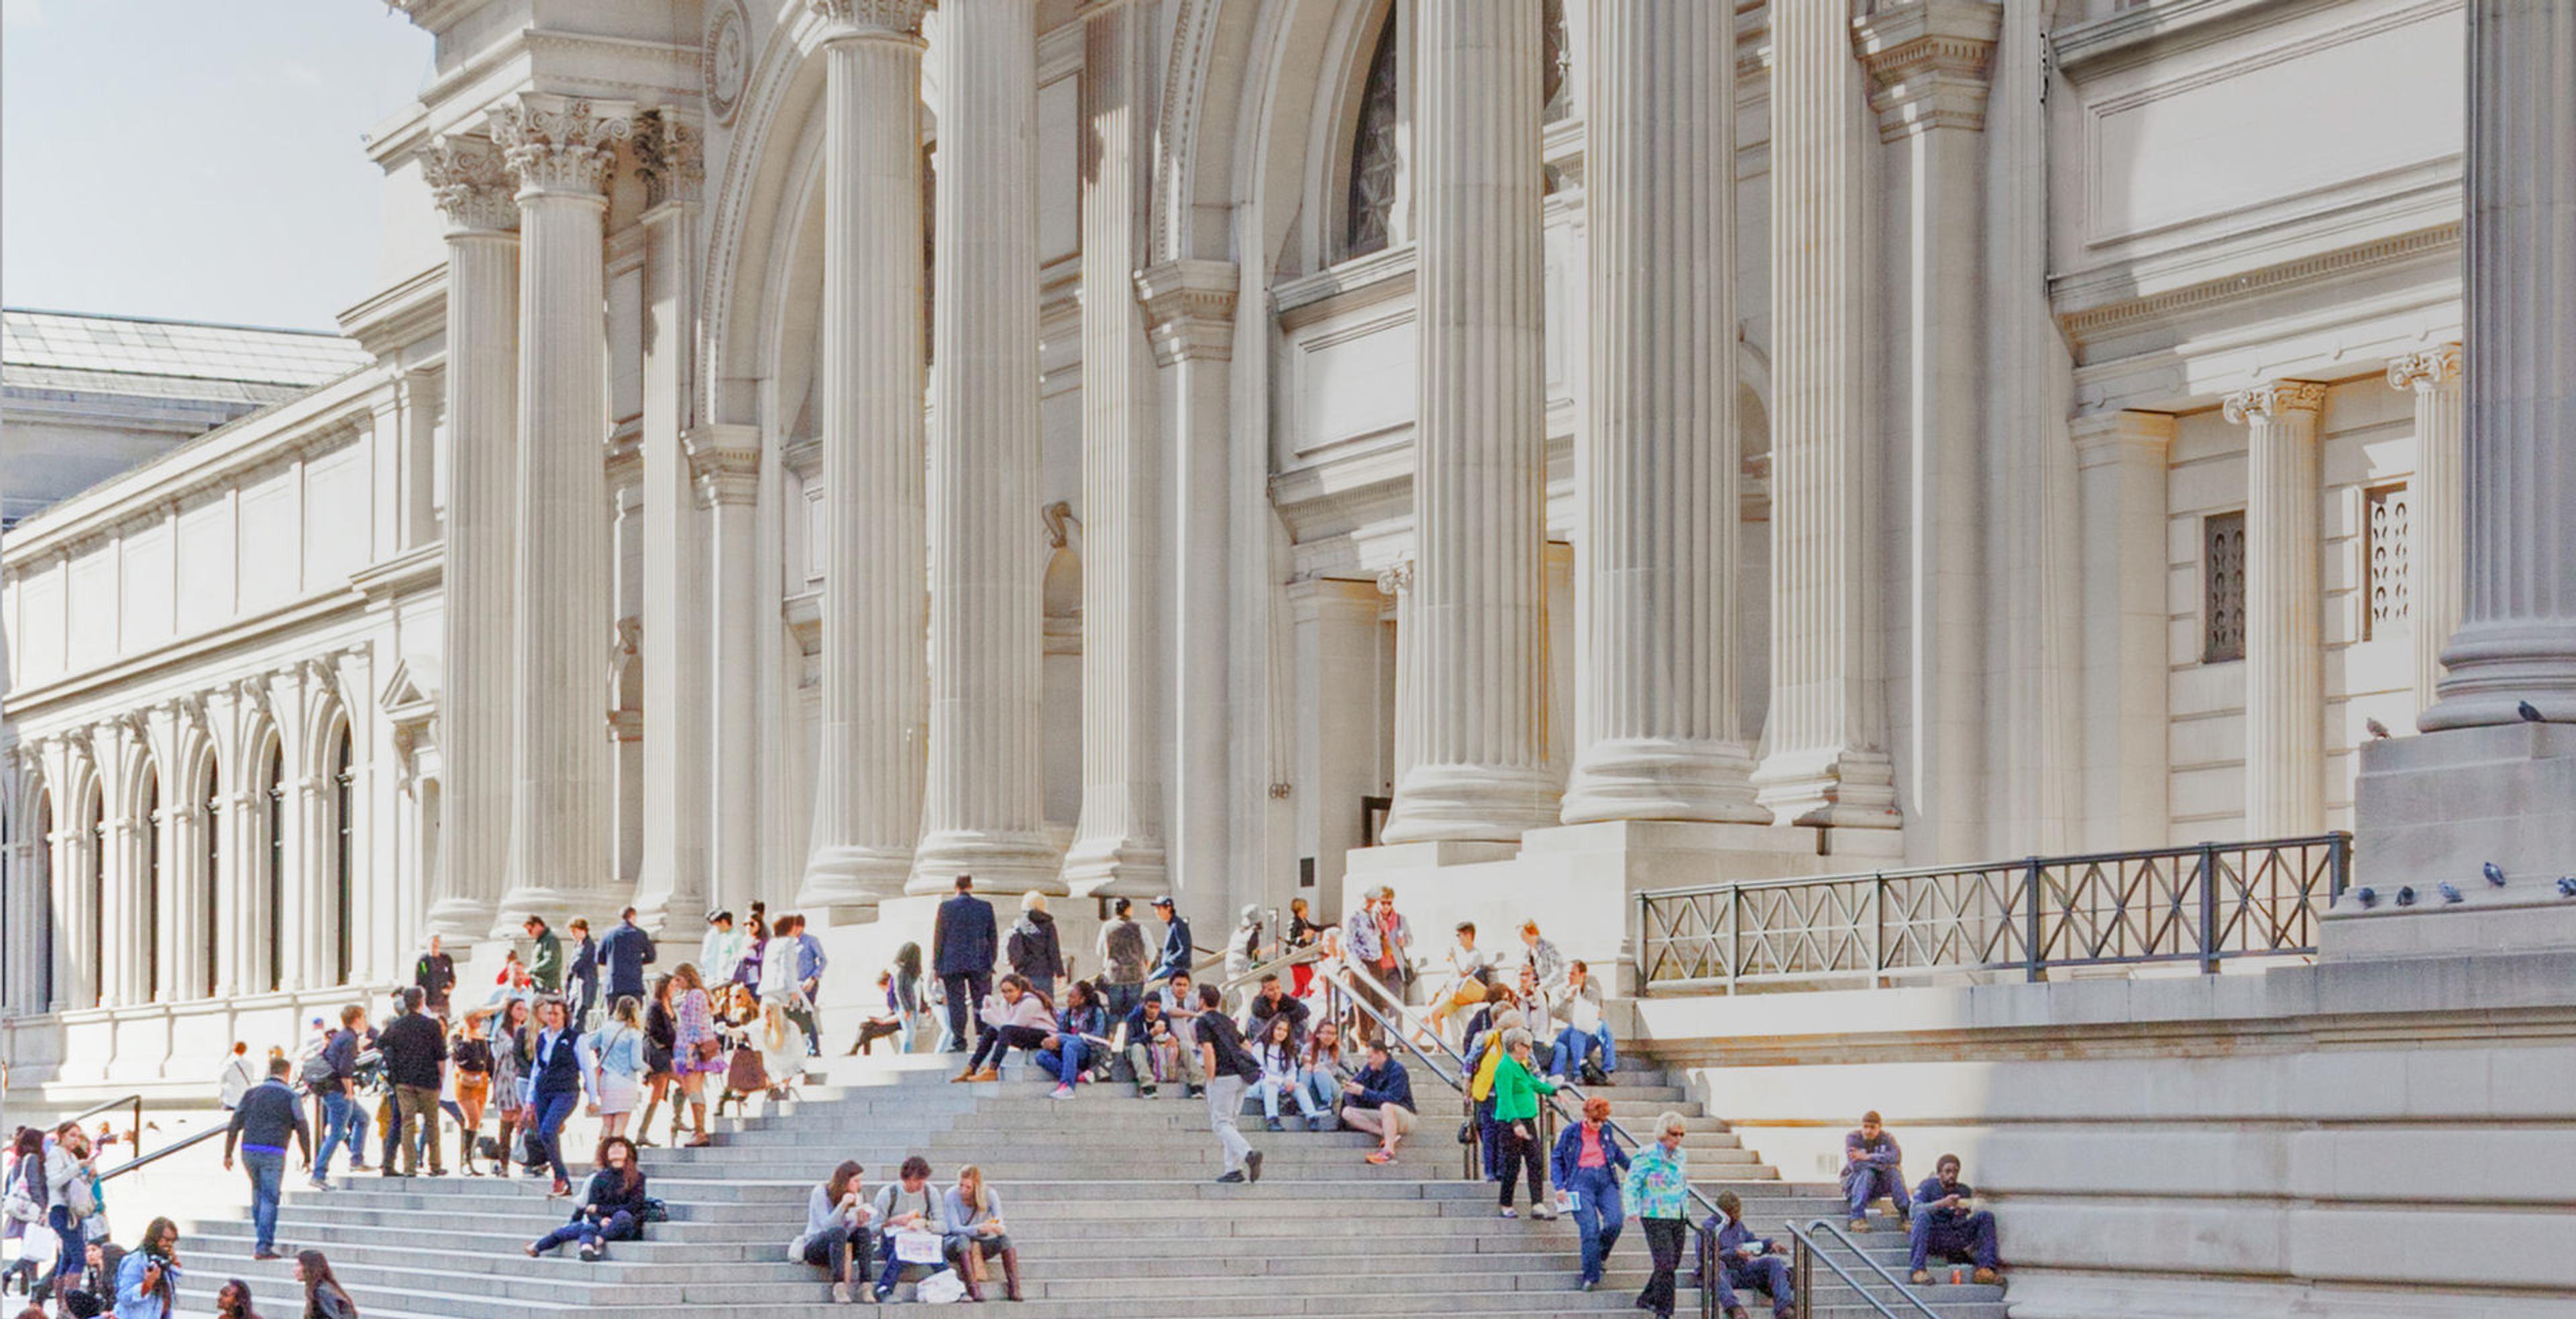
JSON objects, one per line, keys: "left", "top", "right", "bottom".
{"left": 686, "top": 424, "right": 763, "bottom": 918}
{"left": 2073, "top": 410, "right": 2175, "bottom": 849}
{"left": 2224, "top": 380, "right": 2329, "bottom": 837}
{"left": 2387, "top": 344, "right": 2464, "bottom": 724}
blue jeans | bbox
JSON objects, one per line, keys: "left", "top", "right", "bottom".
{"left": 1299, "top": 1068, "right": 1340, "bottom": 1125}
{"left": 44, "top": 1205, "right": 81, "bottom": 1283}
{"left": 1566, "top": 1165, "right": 1625, "bottom": 1283}
{"left": 1034, "top": 1037, "right": 1089, "bottom": 1084}
{"left": 241, "top": 1149, "right": 286, "bottom": 1251}
{"left": 531, "top": 1090, "right": 580, "bottom": 1185}
{"left": 1909, "top": 1210, "right": 1998, "bottom": 1271}
{"left": 875, "top": 1236, "right": 955, "bottom": 1298}
{"left": 1475, "top": 1096, "right": 1499, "bottom": 1179}
{"left": 534, "top": 1210, "right": 637, "bottom": 1255}
{"left": 1843, "top": 1165, "right": 1910, "bottom": 1220}
{"left": 313, "top": 1090, "right": 362, "bottom": 1180}
{"left": 1550, "top": 1024, "right": 1616, "bottom": 1077}
{"left": 1717, "top": 1253, "right": 1794, "bottom": 1316}
{"left": 1255, "top": 1077, "right": 1321, "bottom": 1120}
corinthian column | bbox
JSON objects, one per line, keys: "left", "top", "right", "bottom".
{"left": 1562, "top": 0, "right": 1766, "bottom": 825}
{"left": 2388, "top": 344, "right": 2463, "bottom": 721}
{"left": 2224, "top": 380, "right": 2328, "bottom": 836}
{"left": 909, "top": 0, "right": 1059, "bottom": 894}
{"left": 799, "top": 0, "right": 930, "bottom": 912}
{"left": 1379, "top": 0, "right": 1560, "bottom": 845}
{"left": 1065, "top": 3, "right": 1167, "bottom": 896}
{"left": 488, "top": 94, "right": 629, "bottom": 929}
{"left": 417, "top": 136, "right": 519, "bottom": 944}
{"left": 1754, "top": 0, "right": 1900, "bottom": 829}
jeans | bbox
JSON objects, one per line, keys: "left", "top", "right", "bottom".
{"left": 875, "top": 1234, "right": 955, "bottom": 1297}
{"left": 395, "top": 1084, "right": 443, "bottom": 1174}
{"left": 939, "top": 973, "right": 989, "bottom": 1052}
{"left": 1843, "top": 1165, "right": 1910, "bottom": 1220}
{"left": 533, "top": 1210, "right": 637, "bottom": 1255}
{"left": 241, "top": 1149, "right": 286, "bottom": 1251}
{"left": 531, "top": 1089, "right": 580, "bottom": 1185}
{"left": 1254, "top": 1076, "right": 1322, "bottom": 1121}
{"left": 1475, "top": 1096, "right": 1500, "bottom": 1179}
{"left": 314, "top": 1090, "right": 362, "bottom": 1179}
{"left": 968, "top": 1023, "right": 1049, "bottom": 1072}
{"left": 804, "top": 1224, "right": 877, "bottom": 1281}
{"left": 1033, "top": 1037, "right": 1090, "bottom": 1084}
{"left": 1908, "top": 1210, "right": 1999, "bottom": 1271}
{"left": 1566, "top": 1165, "right": 1625, "bottom": 1283}
{"left": 1299, "top": 1068, "right": 1340, "bottom": 1125}
{"left": 1717, "top": 1253, "right": 1795, "bottom": 1316}
{"left": 44, "top": 1206, "right": 81, "bottom": 1285}
{"left": 1204, "top": 1074, "right": 1252, "bottom": 1173}
{"left": 1103, "top": 982, "right": 1142, "bottom": 1022}
{"left": 1550, "top": 1024, "right": 1616, "bottom": 1077}
{"left": 1637, "top": 1216, "right": 1688, "bottom": 1318}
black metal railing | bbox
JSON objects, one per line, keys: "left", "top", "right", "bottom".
{"left": 1784, "top": 1218, "right": 1944, "bottom": 1319}
{"left": 1635, "top": 833, "right": 2351, "bottom": 994}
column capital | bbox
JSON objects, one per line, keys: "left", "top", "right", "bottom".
{"left": 488, "top": 94, "right": 633, "bottom": 199}
{"left": 1853, "top": 0, "right": 2002, "bottom": 142}
{"left": 684, "top": 425, "right": 762, "bottom": 507}
{"left": 419, "top": 136, "right": 520, "bottom": 235}
{"left": 2070, "top": 409, "right": 2178, "bottom": 465}
{"left": 1134, "top": 260, "right": 1240, "bottom": 366}
{"left": 2222, "top": 379, "right": 2328, "bottom": 425}
{"left": 2387, "top": 342, "right": 2463, "bottom": 392}
{"left": 1375, "top": 558, "right": 1414, "bottom": 598}
{"left": 631, "top": 109, "right": 704, "bottom": 211}
{"left": 804, "top": 0, "right": 927, "bottom": 42}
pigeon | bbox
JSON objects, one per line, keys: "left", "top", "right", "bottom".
{"left": 2438, "top": 882, "right": 2464, "bottom": 905}
{"left": 2353, "top": 886, "right": 2379, "bottom": 909}
{"left": 2558, "top": 878, "right": 2576, "bottom": 899}
{"left": 2365, "top": 717, "right": 2392, "bottom": 740}
{"left": 2396, "top": 886, "right": 2418, "bottom": 907}
{"left": 2485, "top": 861, "right": 2508, "bottom": 887}
{"left": 2519, "top": 700, "right": 2545, "bottom": 723}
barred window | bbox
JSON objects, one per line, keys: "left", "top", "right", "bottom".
{"left": 2365, "top": 483, "right": 2410, "bottom": 640}
{"left": 2204, "top": 511, "right": 2247, "bottom": 664}
{"left": 1345, "top": 13, "right": 1401, "bottom": 258}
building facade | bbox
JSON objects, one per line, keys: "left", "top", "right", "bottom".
{"left": 0, "top": 0, "right": 2488, "bottom": 1086}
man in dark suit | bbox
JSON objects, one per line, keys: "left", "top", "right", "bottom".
{"left": 930, "top": 875, "right": 998, "bottom": 1053}
{"left": 598, "top": 906, "right": 658, "bottom": 1007}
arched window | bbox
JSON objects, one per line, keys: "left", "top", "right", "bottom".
{"left": 85, "top": 790, "right": 104, "bottom": 1007}
{"left": 140, "top": 764, "right": 160, "bottom": 1002}
{"left": 265, "top": 745, "right": 284, "bottom": 993}
{"left": 1345, "top": 11, "right": 1401, "bottom": 258}
{"left": 201, "top": 755, "right": 219, "bottom": 999}
{"left": 331, "top": 725, "right": 354, "bottom": 986}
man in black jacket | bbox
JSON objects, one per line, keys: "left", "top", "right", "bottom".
{"left": 566, "top": 918, "right": 600, "bottom": 1023}
{"left": 223, "top": 1057, "right": 312, "bottom": 1258}
{"left": 376, "top": 987, "right": 449, "bottom": 1176}
{"left": 413, "top": 935, "right": 456, "bottom": 1019}
{"left": 598, "top": 906, "right": 657, "bottom": 1007}
{"left": 1148, "top": 895, "right": 1193, "bottom": 986}
{"left": 930, "top": 876, "right": 998, "bottom": 1053}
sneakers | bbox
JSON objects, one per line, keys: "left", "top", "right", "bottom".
{"left": 1216, "top": 1169, "right": 1247, "bottom": 1183}
{"left": 1245, "top": 1151, "right": 1264, "bottom": 1183}
{"left": 1137, "top": 1084, "right": 1159, "bottom": 1099}
{"left": 1972, "top": 1268, "right": 1999, "bottom": 1285}
{"left": 1365, "top": 1149, "right": 1395, "bottom": 1165}
{"left": 1264, "top": 1117, "right": 1284, "bottom": 1132}
{"left": 1532, "top": 1204, "right": 1558, "bottom": 1222}
{"left": 1307, "top": 1115, "right": 1328, "bottom": 1132}
{"left": 1050, "top": 1084, "right": 1075, "bottom": 1100}
{"left": 1498, "top": 1207, "right": 1518, "bottom": 1219}
{"left": 1847, "top": 1218, "right": 1869, "bottom": 1232}
{"left": 1910, "top": 1270, "right": 1932, "bottom": 1285}
{"left": 1185, "top": 1084, "right": 1205, "bottom": 1099}
{"left": 578, "top": 1241, "right": 603, "bottom": 1263}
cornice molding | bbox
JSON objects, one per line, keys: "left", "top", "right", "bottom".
{"left": 2057, "top": 222, "right": 2461, "bottom": 346}
{"left": 1134, "top": 259, "right": 1240, "bottom": 366}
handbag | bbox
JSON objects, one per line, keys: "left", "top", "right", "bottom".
{"left": 726, "top": 1046, "right": 769, "bottom": 1093}
{"left": 640, "top": 1197, "right": 669, "bottom": 1224}
{"left": 692, "top": 1037, "right": 722, "bottom": 1064}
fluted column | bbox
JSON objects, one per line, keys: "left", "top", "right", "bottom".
{"left": 794, "top": 1, "right": 929, "bottom": 912}
{"left": 2389, "top": 345, "right": 2464, "bottom": 722}
{"left": 1562, "top": 0, "right": 1766, "bottom": 825}
{"left": 1754, "top": 0, "right": 1900, "bottom": 829}
{"left": 2226, "top": 380, "right": 2328, "bottom": 835}
{"left": 488, "top": 95, "right": 629, "bottom": 929}
{"left": 687, "top": 427, "right": 765, "bottom": 916}
{"left": 1379, "top": 0, "right": 1560, "bottom": 845}
{"left": 1066, "top": 3, "right": 1168, "bottom": 896}
{"left": 418, "top": 136, "right": 519, "bottom": 944}
{"left": 910, "top": 0, "right": 1059, "bottom": 894}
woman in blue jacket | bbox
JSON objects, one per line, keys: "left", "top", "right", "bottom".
{"left": 1550, "top": 1096, "right": 1631, "bottom": 1290}
{"left": 1034, "top": 980, "right": 1108, "bottom": 1099}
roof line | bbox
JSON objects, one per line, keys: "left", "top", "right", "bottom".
{"left": 1, "top": 306, "right": 354, "bottom": 339}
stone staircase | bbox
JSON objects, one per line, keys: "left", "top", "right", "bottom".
{"left": 170, "top": 1053, "right": 2007, "bottom": 1318}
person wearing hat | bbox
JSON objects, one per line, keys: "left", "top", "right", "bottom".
{"left": 1146, "top": 896, "right": 1193, "bottom": 988}
{"left": 931, "top": 876, "right": 999, "bottom": 1054}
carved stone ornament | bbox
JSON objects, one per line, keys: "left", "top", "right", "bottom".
{"left": 489, "top": 95, "right": 632, "bottom": 197}
{"left": 2387, "top": 343, "right": 2463, "bottom": 392}
{"left": 419, "top": 136, "right": 519, "bottom": 233}
{"left": 704, "top": 0, "right": 751, "bottom": 125}
{"left": 1377, "top": 560, "right": 1415, "bottom": 597}
{"left": 2222, "top": 379, "right": 2329, "bottom": 425}
{"left": 632, "top": 109, "right": 704, "bottom": 209}
{"left": 805, "top": 0, "right": 928, "bottom": 36}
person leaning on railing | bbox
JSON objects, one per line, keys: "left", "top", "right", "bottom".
{"left": 1488, "top": 1028, "right": 1560, "bottom": 1221}
{"left": 1623, "top": 1113, "right": 1694, "bottom": 1319}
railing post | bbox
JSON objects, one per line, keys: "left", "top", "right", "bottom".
{"left": 2329, "top": 831, "right": 2352, "bottom": 900}
{"left": 2023, "top": 857, "right": 2045, "bottom": 983}
{"left": 1633, "top": 891, "right": 1650, "bottom": 998}
{"left": 2198, "top": 841, "right": 2222, "bottom": 973}
{"left": 1793, "top": 1231, "right": 1812, "bottom": 1319}
{"left": 1872, "top": 873, "right": 1888, "bottom": 984}
{"left": 1727, "top": 887, "right": 1742, "bottom": 996}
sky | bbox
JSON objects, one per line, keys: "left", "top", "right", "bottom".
{"left": 3, "top": 0, "right": 434, "bottom": 331}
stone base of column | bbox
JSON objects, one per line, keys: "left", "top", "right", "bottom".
{"left": 1379, "top": 763, "right": 1563, "bottom": 845}
{"left": 1062, "top": 833, "right": 1168, "bottom": 900}
{"left": 797, "top": 847, "right": 909, "bottom": 919}
{"left": 2419, "top": 627, "right": 2576, "bottom": 731}
{"left": 2326, "top": 723, "right": 2576, "bottom": 960}
{"left": 486, "top": 887, "right": 623, "bottom": 939}
{"left": 425, "top": 897, "right": 498, "bottom": 946}
{"left": 1751, "top": 746, "right": 1904, "bottom": 829}
{"left": 1562, "top": 739, "right": 1770, "bottom": 827}
{"left": 905, "top": 832, "right": 1066, "bottom": 898}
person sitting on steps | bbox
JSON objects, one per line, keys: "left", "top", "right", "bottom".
{"left": 1842, "top": 1110, "right": 1911, "bottom": 1232}
{"left": 1907, "top": 1153, "right": 2000, "bottom": 1286}
{"left": 792, "top": 1159, "right": 877, "bottom": 1305}
{"left": 954, "top": 975, "right": 1052, "bottom": 1083}
{"left": 1708, "top": 1190, "right": 1794, "bottom": 1319}
{"left": 942, "top": 1165, "right": 1023, "bottom": 1303}
{"left": 1250, "top": 1014, "right": 1324, "bottom": 1132}
{"left": 870, "top": 1156, "right": 958, "bottom": 1303}
{"left": 1339, "top": 1038, "right": 1415, "bottom": 1165}
{"left": 1121, "top": 992, "right": 1202, "bottom": 1099}
{"left": 525, "top": 1135, "right": 649, "bottom": 1263}
{"left": 1034, "top": 980, "right": 1107, "bottom": 1099}
{"left": 1547, "top": 960, "right": 1614, "bottom": 1083}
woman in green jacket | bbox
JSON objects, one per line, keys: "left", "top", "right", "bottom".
{"left": 1489, "top": 1028, "right": 1560, "bottom": 1220}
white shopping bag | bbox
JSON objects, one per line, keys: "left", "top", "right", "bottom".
{"left": 892, "top": 1229, "right": 945, "bottom": 1265}
{"left": 915, "top": 1269, "right": 967, "bottom": 1304}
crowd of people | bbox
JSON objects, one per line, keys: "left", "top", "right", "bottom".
{"left": 1, "top": 880, "right": 2007, "bottom": 1315}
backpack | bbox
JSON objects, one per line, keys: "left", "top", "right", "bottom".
{"left": 301, "top": 1051, "right": 336, "bottom": 1090}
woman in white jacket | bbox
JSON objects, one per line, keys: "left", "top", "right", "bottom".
{"left": 1250, "top": 1014, "right": 1324, "bottom": 1132}
{"left": 951, "top": 975, "right": 1052, "bottom": 1084}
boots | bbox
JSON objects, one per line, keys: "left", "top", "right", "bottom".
{"left": 686, "top": 1101, "right": 712, "bottom": 1147}
{"left": 960, "top": 1249, "right": 986, "bottom": 1303}
{"left": 1001, "top": 1247, "right": 1023, "bottom": 1302}
{"left": 494, "top": 1120, "right": 515, "bottom": 1177}
{"left": 635, "top": 1096, "right": 661, "bottom": 1146}
{"left": 460, "top": 1127, "right": 480, "bottom": 1176}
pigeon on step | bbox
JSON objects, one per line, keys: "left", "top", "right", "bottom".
{"left": 2365, "top": 717, "right": 2392, "bottom": 740}
{"left": 2484, "top": 861, "right": 2508, "bottom": 887}
{"left": 2396, "top": 886, "right": 2418, "bottom": 907}
{"left": 2519, "top": 700, "right": 2545, "bottom": 723}
{"left": 2558, "top": 878, "right": 2576, "bottom": 899}
{"left": 2437, "top": 882, "right": 2464, "bottom": 905}
{"left": 2353, "top": 886, "right": 2379, "bottom": 909}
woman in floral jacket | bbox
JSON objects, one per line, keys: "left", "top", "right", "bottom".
{"left": 1623, "top": 1112, "right": 1695, "bottom": 1319}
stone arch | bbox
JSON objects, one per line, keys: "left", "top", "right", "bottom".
{"left": 702, "top": 6, "right": 840, "bottom": 431}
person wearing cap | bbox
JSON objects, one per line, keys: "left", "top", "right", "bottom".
{"left": 1146, "top": 896, "right": 1193, "bottom": 988}
{"left": 1907, "top": 1154, "right": 1999, "bottom": 1286}
{"left": 523, "top": 916, "right": 564, "bottom": 994}
{"left": 932, "top": 876, "right": 999, "bottom": 1054}
{"left": 1842, "top": 1111, "right": 1911, "bottom": 1230}
{"left": 700, "top": 910, "right": 744, "bottom": 986}
{"left": 1708, "top": 1190, "right": 1794, "bottom": 1319}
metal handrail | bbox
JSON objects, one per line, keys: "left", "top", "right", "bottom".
{"left": 97, "top": 1124, "right": 230, "bottom": 1185}
{"left": 1312, "top": 961, "right": 1479, "bottom": 1179}
{"left": 1782, "top": 1217, "right": 1947, "bottom": 1319}
{"left": 58, "top": 1093, "right": 144, "bottom": 1154}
